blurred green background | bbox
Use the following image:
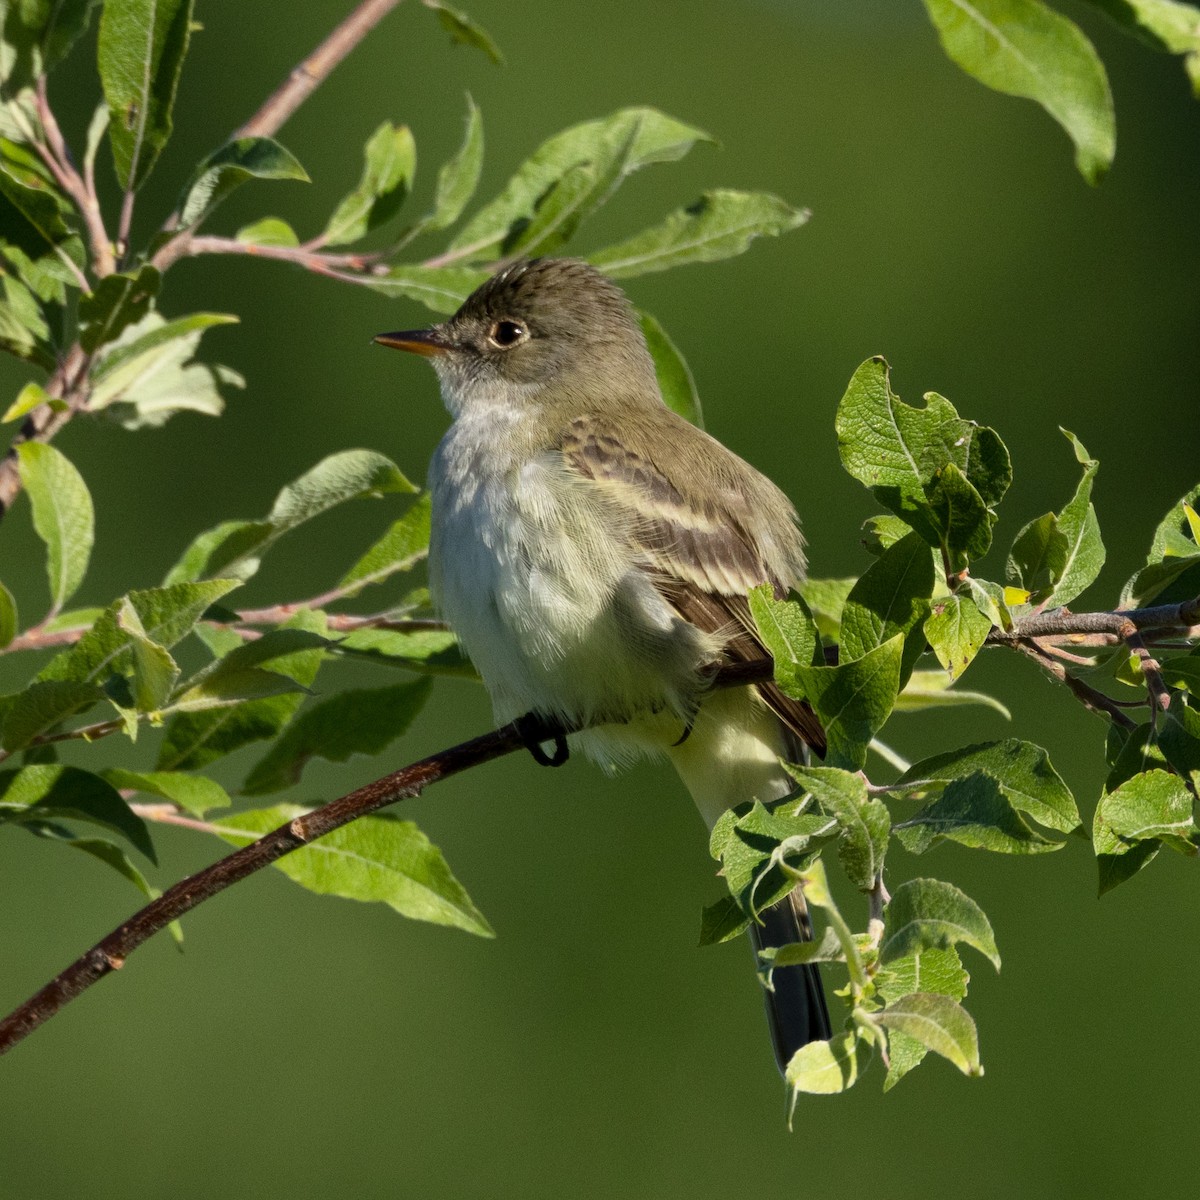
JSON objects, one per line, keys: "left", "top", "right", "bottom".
{"left": 2, "top": 1, "right": 1199, "bottom": 1196}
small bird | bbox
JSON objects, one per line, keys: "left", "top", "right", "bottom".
{"left": 375, "top": 257, "right": 831, "bottom": 1070}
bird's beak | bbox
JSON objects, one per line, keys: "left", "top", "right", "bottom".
{"left": 372, "top": 327, "right": 454, "bottom": 357}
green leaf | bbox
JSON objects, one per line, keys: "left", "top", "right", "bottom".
{"left": 792, "top": 636, "right": 904, "bottom": 770}
{"left": 697, "top": 893, "right": 750, "bottom": 946}
{"left": 0, "top": 269, "right": 53, "bottom": 366}
{"left": 0, "top": 580, "right": 15, "bottom": 648}
{"left": 101, "top": 767, "right": 231, "bottom": 817}
{"left": 27, "top": 824, "right": 158, "bottom": 901}
{"left": 165, "top": 450, "right": 415, "bottom": 585}
{"left": 875, "top": 946, "right": 969, "bottom": 1089}
{"left": 0, "top": 678, "right": 102, "bottom": 751}
{"left": 785, "top": 1030, "right": 870, "bottom": 1098}
{"left": 1, "top": 0, "right": 100, "bottom": 85}
{"left": 1150, "top": 482, "right": 1200, "bottom": 559}
{"left": 881, "top": 878, "right": 1000, "bottom": 969}
{"left": 157, "top": 612, "right": 326, "bottom": 771}
{"left": 797, "top": 576, "right": 855, "bottom": 643}
{"left": 15, "top": 442, "right": 94, "bottom": 612}
{"left": 840, "top": 530, "right": 934, "bottom": 685}
{"left": 1084, "top": 0, "right": 1200, "bottom": 91}
{"left": 322, "top": 122, "right": 413, "bottom": 246}
{"left": 3, "top": 380, "right": 51, "bottom": 422}
{"left": 1121, "top": 554, "right": 1200, "bottom": 609}
{"left": 79, "top": 264, "right": 160, "bottom": 353}
{"left": 234, "top": 216, "right": 299, "bottom": 247}
{"left": 758, "top": 927, "right": 846, "bottom": 968}
{"left": 269, "top": 449, "right": 416, "bottom": 526}
{"left": 1007, "top": 429, "right": 1104, "bottom": 605}
{"left": 216, "top": 804, "right": 493, "bottom": 936}
{"left": 422, "top": 94, "right": 483, "bottom": 232}
{"left": 242, "top": 679, "right": 432, "bottom": 794}
{"left": 336, "top": 626, "right": 467, "bottom": 675}
{"left": 748, "top": 585, "right": 821, "bottom": 695}
{"left": 89, "top": 310, "right": 243, "bottom": 429}
{"left": 877, "top": 991, "right": 982, "bottom": 1076}
{"left": 893, "top": 670, "right": 1012, "bottom": 719}
{"left": 169, "top": 628, "right": 330, "bottom": 712}
{"left": 0, "top": 137, "right": 83, "bottom": 285}
{"left": 921, "top": 0, "right": 1115, "bottom": 184}
{"left": 835, "top": 359, "right": 1010, "bottom": 568}
{"left": 590, "top": 189, "right": 807, "bottom": 278}
{"left": 894, "top": 773, "right": 1062, "bottom": 854}
{"left": 449, "top": 107, "right": 712, "bottom": 260}
{"left": 178, "top": 136, "right": 308, "bottom": 229}
{"left": 0, "top": 764, "right": 153, "bottom": 859}
{"left": 924, "top": 593, "right": 992, "bottom": 681}
{"left": 1094, "top": 768, "right": 1197, "bottom": 894}
{"left": 36, "top": 579, "right": 241, "bottom": 699}
{"left": 638, "top": 311, "right": 703, "bottom": 428}
{"left": 98, "top": 0, "right": 194, "bottom": 190}
{"left": 116, "top": 596, "right": 179, "bottom": 712}
{"left": 783, "top": 765, "right": 890, "bottom": 889}
{"left": 338, "top": 493, "right": 431, "bottom": 594}
{"left": 420, "top": 0, "right": 503, "bottom": 64}
{"left": 898, "top": 738, "right": 1079, "bottom": 834}
{"left": 359, "top": 263, "right": 488, "bottom": 314}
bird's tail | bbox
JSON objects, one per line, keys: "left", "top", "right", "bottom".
{"left": 750, "top": 887, "right": 832, "bottom": 1072}
{"left": 666, "top": 688, "right": 832, "bottom": 1074}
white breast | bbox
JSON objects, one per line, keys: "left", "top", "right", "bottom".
{"left": 428, "top": 410, "right": 717, "bottom": 737}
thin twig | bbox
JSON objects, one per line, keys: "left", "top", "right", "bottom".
{"left": 1010, "top": 641, "right": 1137, "bottom": 730}
{"left": 34, "top": 77, "right": 115, "bottom": 277}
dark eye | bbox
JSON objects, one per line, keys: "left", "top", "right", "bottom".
{"left": 487, "top": 319, "right": 527, "bottom": 349}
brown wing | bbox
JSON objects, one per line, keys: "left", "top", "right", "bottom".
{"left": 560, "top": 412, "right": 825, "bottom": 756}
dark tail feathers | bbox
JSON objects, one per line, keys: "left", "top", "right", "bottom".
{"left": 750, "top": 888, "right": 832, "bottom": 1073}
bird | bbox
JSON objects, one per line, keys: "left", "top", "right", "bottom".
{"left": 374, "top": 256, "right": 831, "bottom": 1070}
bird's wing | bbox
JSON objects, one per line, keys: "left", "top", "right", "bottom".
{"left": 559, "top": 413, "right": 825, "bottom": 755}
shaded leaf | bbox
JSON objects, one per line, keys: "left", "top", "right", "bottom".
{"left": 420, "top": 0, "right": 503, "bottom": 64}
{"left": 897, "top": 738, "right": 1079, "bottom": 834}
{"left": 1094, "top": 768, "right": 1197, "bottom": 894}
{"left": 840, "top": 530, "right": 934, "bottom": 685}
{"left": 798, "top": 576, "right": 856, "bottom": 643}
{"left": 79, "top": 264, "right": 160, "bottom": 353}
{"left": 322, "top": 122, "right": 413, "bottom": 246}
{"left": 0, "top": 678, "right": 102, "bottom": 751}
{"left": 894, "top": 773, "right": 1062, "bottom": 854}
{"left": 338, "top": 492, "right": 431, "bottom": 593}
{"left": 422, "top": 93, "right": 483, "bottom": 232}
{"left": 243, "top": 679, "right": 432, "bottom": 794}
{"left": 0, "top": 763, "right": 153, "bottom": 859}
{"left": 0, "top": 580, "right": 15, "bottom": 648}
{"left": 216, "top": 804, "right": 493, "bottom": 936}
{"left": 178, "top": 136, "right": 308, "bottom": 229}
{"left": 156, "top": 613, "right": 327, "bottom": 771}
{"left": 792, "top": 635, "right": 904, "bottom": 770}
{"left": 98, "top": 0, "right": 194, "bottom": 189}
{"left": 892, "top": 671, "right": 1012, "bottom": 719}
{"left": 360, "top": 263, "right": 488, "bottom": 314}
{"left": 639, "top": 310, "right": 702, "bottom": 427}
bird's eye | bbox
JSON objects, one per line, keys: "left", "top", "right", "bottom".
{"left": 487, "top": 319, "right": 527, "bottom": 349}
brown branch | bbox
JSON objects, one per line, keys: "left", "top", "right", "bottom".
{"left": 0, "top": 657, "right": 776, "bottom": 1056}
{"left": 0, "top": 715, "right": 536, "bottom": 1056}
{"left": 34, "top": 78, "right": 115, "bottom": 277}
{"left": 236, "top": 0, "right": 406, "bottom": 139}
{"left": 1010, "top": 641, "right": 1138, "bottom": 730}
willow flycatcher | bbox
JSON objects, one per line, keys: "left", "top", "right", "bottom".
{"left": 375, "top": 257, "right": 830, "bottom": 1070}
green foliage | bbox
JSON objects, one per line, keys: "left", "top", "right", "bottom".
{"left": 1, "top": 0, "right": 1197, "bottom": 1112}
